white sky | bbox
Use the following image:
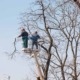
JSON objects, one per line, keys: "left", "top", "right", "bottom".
{"left": 0, "top": 0, "right": 37, "bottom": 80}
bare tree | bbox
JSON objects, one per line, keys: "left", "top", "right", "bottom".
{"left": 11, "top": 0, "right": 80, "bottom": 80}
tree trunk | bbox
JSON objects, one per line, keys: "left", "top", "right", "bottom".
{"left": 44, "top": 53, "right": 51, "bottom": 80}
{"left": 61, "top": 66, "right": 65, "bottom": 80}
{"left": 73, "top": 56, "right": 77, "bottom": 80}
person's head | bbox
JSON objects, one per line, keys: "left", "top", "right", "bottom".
{"left": 21, "top": 28, "right": 25, "bottom": 32}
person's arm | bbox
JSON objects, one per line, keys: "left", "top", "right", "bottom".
{"left": 17, "top": 33, "right": 22, "bottom": 38}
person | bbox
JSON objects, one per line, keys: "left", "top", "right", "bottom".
{"left": 18, "top": 28, "right": 28, "bottom": 49}
{"left": 30, "top": 31, "right": 40, "bottom": 49}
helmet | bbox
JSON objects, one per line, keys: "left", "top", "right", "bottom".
{"left": 21, "top": 28, "right": 25, "bottom": 31}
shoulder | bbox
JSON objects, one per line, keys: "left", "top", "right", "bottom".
{"left": 24, "top": 31, "right": 28, "bottom": 34}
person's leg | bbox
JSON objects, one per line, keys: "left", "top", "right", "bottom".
{"left": 22, "top": 37, "right": 28, "bottom": 49}
{"left": 24, "top": 38, "right": 26, "bottom": 48}
{"left": 25, "top": 37, "right": 28, "bottom": 48}
{"left": 22, "top": 38, "right": 25, "bottom": 48}
{"left": 22, "top": 37, "right": 28, "bottom": 48}
{"left": 26, "top": 37, "right": 28, "bottom": 48}
{"left": 35, "top": 42, "right": 38, "bottom": 49}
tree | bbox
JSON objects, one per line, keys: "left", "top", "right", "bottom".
{"left": 12, "top": 0, "right": 80, "bottom": 80}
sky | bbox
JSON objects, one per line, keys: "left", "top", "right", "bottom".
{"left": 0, "top": 0, "right": 37, "bottom": 80}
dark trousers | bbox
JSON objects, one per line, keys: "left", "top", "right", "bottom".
{"left": 32, "top": 41, "right": 38, "bottom": 49}
{"left": 22, "top": 37, "right": 28, "bottom": 48}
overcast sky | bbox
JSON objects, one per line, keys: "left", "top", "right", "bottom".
{"left": 0, "top": 0, "right": 36, "bottom": 80}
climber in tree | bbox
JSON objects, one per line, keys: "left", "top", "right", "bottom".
{"left": 18, "top": 28, "right": 28, "bottom": 49}
{"left": 30, "top": 31, "right": 40, "bottom": 49}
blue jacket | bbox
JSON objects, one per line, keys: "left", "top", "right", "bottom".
{"left": 30, "top": 35, "right": 40, "bottom": 41}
